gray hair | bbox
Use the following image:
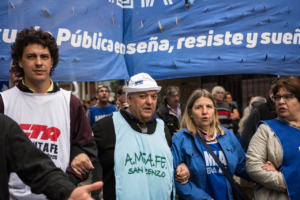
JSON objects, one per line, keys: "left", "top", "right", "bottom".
{"left": 163, "top": 86, "right": 180, "bottom": 101}
{"left": 238, "top": 96, "right": 267, "bottom": 133}
{"left": 211, "top": 86, "right": 225, "bottom": 96}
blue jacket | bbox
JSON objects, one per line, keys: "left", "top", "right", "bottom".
{"left": 172, "top": 128, "right": 251, "bottom": 200}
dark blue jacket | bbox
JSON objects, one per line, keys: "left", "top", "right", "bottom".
{"left": 172, "top": 128, "right": 251, "bottom": 200}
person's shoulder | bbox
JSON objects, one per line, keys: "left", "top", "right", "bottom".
{"left": 156, "top": 105, "right": 163, "bottom": 111}
{"left": 156, "top": 104, "right": 167, "bottom": 113}
{"left": 216, "top": 102, "right": 230, "bottom": 109}
{"left": 220, "top": 127, "right": 236, "bottom": 138}
{"left": 252, "top": 123, "right": 275, "bottom": 142}
{"left": 108, "top": 104, "right": 118, "bottom": 110}
{"left": 222, "top": 101, "right": 230, "bottom": 108}
{"left": 247, "top": 107, "right": 260, "bottom": 119}
{"left": 257, "top": 122, "right": 273, "bottom": 132}
{"left": 0, "top": 113, "right": 13, "bottom": 124}
{"left": 88, "top": 105, "right": 97, "bottom": 110}
{"left": 232, "top": 103, "right": 237, "bottom": 109}
{"left": 256, "top": 102, "right": 269, "bottom": 111}
{"left": 94, "top": 114, "right": 114, "bottom": 126}
{"left": 69, "top": 93, "right": 79, "bottom": 100}
{"left": 0, "top": 113, "right": 21, "bottom": 132}
{"left": 1, "top": 86, "right": 19, "bottom": 95}
{"left": 172, "top": 128, "right": 189, "bottom": 140}
{"left": 69, "top": 94, "right": 82, "bottom": 107}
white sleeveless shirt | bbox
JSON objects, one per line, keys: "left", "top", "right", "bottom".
{"left": 2, "top": 87, "right": 71, "bottom": 200}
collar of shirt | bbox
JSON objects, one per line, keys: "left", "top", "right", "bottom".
{"left": 94, "top": 103, "right": 110, "bottom": 108}
{"left": 167, "top": 103, "right": 181, "bottom": 121}
{"left": 21, "top": 78, "right": 54, "bottom": 93}
{"left": 196, "top": 127, "right": 218, "bottom": 142}
{"left": 121, "top": 107, "right": 158, "bottom": 124}
{"left": 277, "top": 117, "right": 300, "bottom": 129}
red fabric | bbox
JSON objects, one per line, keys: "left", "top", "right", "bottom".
{"left": 217, "top": 110, "right": 231, "bottom": 117}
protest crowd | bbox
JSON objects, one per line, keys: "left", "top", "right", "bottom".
{"left": 1, "top": 27, "right": 299, "bottom": 200}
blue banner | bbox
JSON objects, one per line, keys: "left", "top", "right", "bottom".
{"left": 1, "top": 0, "right": 300, "bottom": 81}
{"left": 123, "top": 0, "right": 300, "bottom": 80}
{"left": 0, "top": 0, "right": 128, "bottom": 81}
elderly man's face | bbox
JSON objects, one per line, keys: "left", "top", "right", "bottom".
{"left": 214, "top": 90, "right": 224, "bottom": 103}
{"left": 167, "top": 91, "right": 179, "bottom": 108}
{"left": 127, "top": 90, "right": 157, "bottom": 124}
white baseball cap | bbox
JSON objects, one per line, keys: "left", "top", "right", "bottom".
{"left": 125, "top": 73, "right": 162, "bottom": 93}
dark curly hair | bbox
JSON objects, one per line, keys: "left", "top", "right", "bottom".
{"left": 11, "top": 27, "right": 59, "bottom": 77}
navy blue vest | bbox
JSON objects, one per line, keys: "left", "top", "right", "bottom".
{"left": 259, "top": 119, "right": 300, "bottom": 200}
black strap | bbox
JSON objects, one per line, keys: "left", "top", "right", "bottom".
{"left": 195, "top": 133, "right": 236, "bottom": 187}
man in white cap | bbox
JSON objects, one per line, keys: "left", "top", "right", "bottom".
{"left": 92, "top": 73, "right": 190, "bottom": 200}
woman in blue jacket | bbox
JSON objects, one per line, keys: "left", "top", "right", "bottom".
{"left": 172, "top": 89, "right": 251, "bottom": 200}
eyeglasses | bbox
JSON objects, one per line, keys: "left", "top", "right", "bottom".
{"left": 272, "top": 94, "right": 295, "bottom": 102}
{"left": 216, "top": 91, "right": 224, "bottom": 95}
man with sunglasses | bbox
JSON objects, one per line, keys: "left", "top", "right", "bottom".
{"left": 86, "top": 85, "right": 117, "bottom": 200}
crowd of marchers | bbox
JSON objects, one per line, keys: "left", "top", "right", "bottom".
{"left": 1, "top": 27, "right": 299, "bottom": 200}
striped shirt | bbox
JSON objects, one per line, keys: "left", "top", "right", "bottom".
{"left": 216, "top": 102, "right": 233, "bottom": 130}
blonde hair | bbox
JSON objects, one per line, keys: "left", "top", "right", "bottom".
{"left": 181, "top": 89, "right": 225, "bottom": 137}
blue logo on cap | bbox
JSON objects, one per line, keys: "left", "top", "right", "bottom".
{"left": 135, "top": 80, "right": 143, "bottom": 86}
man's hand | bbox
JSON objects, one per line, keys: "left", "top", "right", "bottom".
{"left": 68, "top": 181, "right": 103, "bottom": 200}
{"left": 175, "top": 163, "right": 190, "bottom": 184}
{"left": 71, "top": 153, "right": 94, "bottom": 175}
{"left": 261, "top": 161, "right": 277, "bottom": 172}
